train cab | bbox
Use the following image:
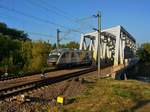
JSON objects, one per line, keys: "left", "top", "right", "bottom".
{"left": 47, "top": 50, "right": 61, "bottom": 66}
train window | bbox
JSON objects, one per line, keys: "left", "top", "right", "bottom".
{"left": 62, "top": 53, "right": 66, "bottom": 58}
{"left": 62, "top": 52, "right": 69, "bottom": 58}
{"left": 76, "top": 52, "right": 80, "bottom": 57}
{"left": 49, "top": 55, "right": 59, "bottom": 59}
{"left": 70, "top": 52, "right": 74, "bottom": 58}
{"left": 86, "top": 53, "right": 90, "bottom": 59}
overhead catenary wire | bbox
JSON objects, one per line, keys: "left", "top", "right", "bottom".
{"left": 0, "top": 11, "right": 76, "bottom": 41}
{"left": 39, "top": 0, "right": 78, "bottom": 20}
{"left": 0, "top": 12, "right": 55, "bottom": 38}
{"left": 0, "top": 2, "right": 96, "bottom": 42}
{"left": 25, "top": 0, "right": 95, "bottom": 33}
{"left": 0, "top": 1, "right": 95, "bottom": 32}
{"left": 0, "top": 11, "right": 77, "bottom": 42}
{"left": 75, "top": 16, "right": 95, "bottom": 23}
{"left": 0, "top": 4, "right": 82, "bottom": 33}
{"left": 25, "top": 0, "right": 76, "bottom": 23}
{"left": 38, "top": 0, "right": 96, "bottom": 31}
{"left": 27, "top": 31, "right": 55, "bottom": 38}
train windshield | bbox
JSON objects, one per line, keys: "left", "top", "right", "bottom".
{"left": 48, "top": 51, "right": 61, "bottom": 59}
{"left": 49, "top": 54, "right": 59, "bottom": 59}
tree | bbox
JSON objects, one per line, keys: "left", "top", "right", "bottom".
{"left": 137, "top": 42, "right": 150, "bottom": 62}
{"left": 0, "top": 34, "right": 21, "bottom": 66}
{"left": 21, "top": 41, "right": 32, "bottom": 70}
{"left": 30, "top": 41, "right": 51, "bottom": 70}
{"left": 20, "top": 40, "right": 52, "bottom": 71}
{"left": 66, "top": 41, "right": 79, "bottom": 49}
{"left": 0, "top": 22, "right": 30, "bottom": 41}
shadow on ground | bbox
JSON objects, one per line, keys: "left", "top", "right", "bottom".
{"left": 121, "top": 100, "right": 150, "bottom": 112}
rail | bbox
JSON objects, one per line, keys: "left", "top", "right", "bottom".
{"left": 0, "top": 66, "right": 96, "bottom": 100}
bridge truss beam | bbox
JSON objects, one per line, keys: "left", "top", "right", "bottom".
{"left": 79, "top": 25, "right": 136, "bottom": 66}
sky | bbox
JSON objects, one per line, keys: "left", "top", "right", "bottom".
{"left": 0, "top": 0, "right": 149, "bottom": 44}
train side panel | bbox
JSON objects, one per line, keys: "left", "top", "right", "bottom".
{"left": 47, "top": 49, "right": 93, "bottom": 67}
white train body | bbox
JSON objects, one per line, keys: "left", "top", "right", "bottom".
{"left": 47, "top": 48, "right": 93, "bottom": 67}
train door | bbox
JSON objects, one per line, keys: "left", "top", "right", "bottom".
{"left": 76, "top": 51, "right": 80, "bottom": 64}
{"left": 59, "top": 51, "right": 70, "bottom": 66}
{"left": 71, "top": 51, "right": 76, "bottom": 65}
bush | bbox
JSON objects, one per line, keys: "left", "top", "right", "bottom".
{"left": 137, "top": 43, "right": 150, "bottom": 62}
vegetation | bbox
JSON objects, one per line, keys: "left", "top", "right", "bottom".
{"left": 0, "top": 22, "right": 79, "bottom": 76}
{"left": 62, "top": 77, "right": 150, "bottom": 112}
{"left": 137, "top": 42, "right": 150, "bottom": 62}
{"left": 0, "top": 36, "right": 52, "bottom": 75}
{"left": 22, "top": 76, "right": 148, "bottom": 112}
{"left": 0, "top": 22, "right": 30, "bottom": 41}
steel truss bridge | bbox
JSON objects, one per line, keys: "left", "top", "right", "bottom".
{"left": 79, "top": 25, "right": 138, "bottom": 70}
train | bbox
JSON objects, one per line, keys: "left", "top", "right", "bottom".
{"left": 47, "top": 48, "right": 93, "bottom": 67}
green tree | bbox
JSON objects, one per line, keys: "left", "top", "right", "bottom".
{"left": 21, "top": 41, "right": 32, "bottom": 70}
{"left": 137, "top": 42, "right": 150, "bottom": 62}
{"left": 66, "top": 41, "right": 79, "bottom": 49}
{"left": 30, "top": 41, "right": 51, "bottom": 70}
{"left": 0, "top": 22, "right": 30, "bottom": 41}
{"left": 0, "top": 34, "right": 21, "bottom": 66}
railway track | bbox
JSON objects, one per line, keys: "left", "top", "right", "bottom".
{"left": 0, "top": 67, "right": 57, "bottom": 81}
{"left": 0, "top": 65, "right": 91, "bottom": 81}
{"left": 0, "top": 66, "right": 96, "bottom": 100}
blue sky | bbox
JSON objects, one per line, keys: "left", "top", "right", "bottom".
{"left": 0, "top": 0, "right": 149, "bottom": 44}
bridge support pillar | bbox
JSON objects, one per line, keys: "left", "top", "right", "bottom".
{"left": 113, "top": 36, "right": 120, "bottom": 66}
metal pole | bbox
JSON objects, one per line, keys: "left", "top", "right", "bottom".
{"left": 97, "top": 11, "right": 101, "bottom": 78}
{"left": 57, "top": 29, "right": 61, "bottom": 50}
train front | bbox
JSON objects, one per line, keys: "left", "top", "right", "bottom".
{"left": 47, "top": 50, "right": 61, "bottom": 66}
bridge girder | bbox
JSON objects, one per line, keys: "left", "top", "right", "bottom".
{"left": 79, "top": 25, "right": 136, "bottom": 66}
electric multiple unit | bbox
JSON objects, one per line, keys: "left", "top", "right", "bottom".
{"left": 47, "top": 48, "right": 93, "bottom": 67}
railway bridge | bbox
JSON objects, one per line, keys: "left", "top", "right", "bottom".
{"left": 79, "top": 25, "right": 138, "bottom": 78}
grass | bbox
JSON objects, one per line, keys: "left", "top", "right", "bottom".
{"left": 10, "top": 75, "right": 148, "bottom": 112}
{"left": 61, "top": 76, "right": 150, "bottom": 112}
{"left": 112, "top": 84, "right": 133, "bottom": 98}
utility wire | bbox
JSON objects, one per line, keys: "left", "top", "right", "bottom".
{"left": 26, "top": 0, "right": 95, "bottom": 33}
{"left": 0, "top": 4, "right": 82, "bottom": 33}
{"left": 75, "top": 16, "right": 94, "bottom": 23}
{"left": 40, "top": 0, "right": 78, "bottom": 20}
{"left": 25, "top": 0, "right": 87, "bottom": 34}
{"left": 27, "top": 31, "right": 55, "bottom": 38}
{"left": 0, "top": 11, "right": 77, "bottom": 42}
{"left": 0, "top": 2, "right": 96, "bottom": 42}
{"left": 26, "top": 0, "right": 75, "bottom": 23}
{"left": 0, "top": 15, "right": 54, "bottom": 39}
{"left": 36, "top": 0, "right": 96, "bottom": 30}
